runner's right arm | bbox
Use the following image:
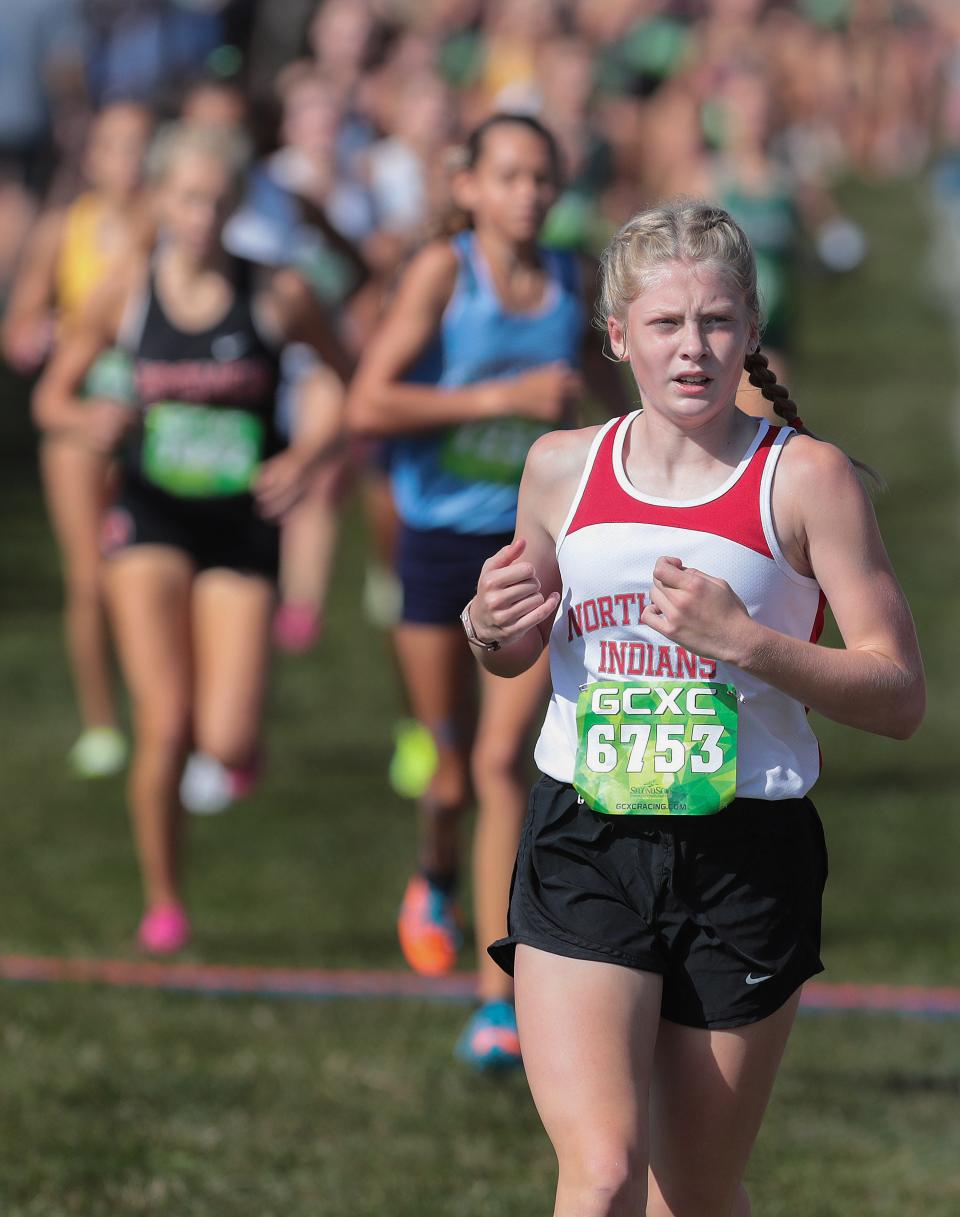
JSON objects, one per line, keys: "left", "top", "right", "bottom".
{"left": 1, "top": 209, "right": 66, "bottom": 373}
{"left": 346, "top": 241, "right": 581, "bottom": 435}
{"left": 31, "top": 266, "right": 137, "bottom": 453}
{"left": 469, "top": 428, "right": 595, "bottom": 676}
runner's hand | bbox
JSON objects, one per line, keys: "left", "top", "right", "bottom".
{"left": 82, "top": 398, "right": 134, "bottom": 453}
{"left": 495, "top": 363, "right": 583, "bottom": 424}
{"left": 254, "top": 449, "right": 313, "bottom": 520}
{"left": 3, "top": 316, "right": 54, "bottom": 374}
{"left": 472, "top": 537, "right": 561, "bottom": 645}
{"left": 640, "top": 556, "right": 756, "bottom": 664}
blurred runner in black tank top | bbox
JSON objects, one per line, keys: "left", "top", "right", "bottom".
{"left": 33, "top": 121, "right": 349, "bottom": 954}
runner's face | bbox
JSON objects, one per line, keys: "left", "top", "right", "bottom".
{"left": 608, "top": 262, "right": 756, "bottom": 427}
{"left": 460, "top": 126, "right": 558, "bottom": 243}
{"left": 86, "top": 106, "right": 152, "bottom": 200}
{"left": 158, "top": 152, "right": 237, "bottom": 261}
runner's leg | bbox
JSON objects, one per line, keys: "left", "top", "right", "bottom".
{"left": 393, "top": 623, "right": 475, "bottom": 878}
{"left": 472, "top": 651, "right": 551, "bottom": 1002}
{"left": 515, "top": 946, "right": 663, "bottom": 1217}
{"left": 392, "top": 622, "right": 475, "bottom": 974}
{"left": 40, "top": 438, "right": 117, "bottom": 729}
{"left": 192, "top": 568, "right": 275, "bottom": 768}
{"left": 275, "top": 457, "right": 346, "bottom": 649}
{"left": 647, "top": 992, "right": 802, "bottom": 1217}
{"left": 105, "top": 547, "right": 193, "bottom": 909}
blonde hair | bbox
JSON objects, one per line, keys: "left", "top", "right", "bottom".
{"left": 145, "top": 120, "right": 251, "bottom": 188}
{"left": 598, "top": 197, "right": 882, "bottom": 485}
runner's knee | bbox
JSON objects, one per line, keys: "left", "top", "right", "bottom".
{"left": 558, "top": 1145, "right": 647, "bottom": 1217}
{"left": 426, "top": 748, "right": 469, "bottom": 810}
{"left": 195, "top": 725, "right": 259, "bottom": 771}
{"left": 133, "top": 700, "right": 191, "bottom": 756}
{"left": 417, "top": 720, "right": 469, "bottom": 808}
{"left": 62, "top": 562, "right": 104, "bottom": 612}
{"left": 470, "top": 733, "right": 526, "bottom": 790}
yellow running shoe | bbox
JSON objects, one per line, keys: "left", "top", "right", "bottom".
{"left": 69, "top": 727, "right": 128, "bottom": 779}
{"left": 388, "top": 719, "right": 438, "bottom": 799}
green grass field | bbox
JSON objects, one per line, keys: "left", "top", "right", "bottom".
{"left": 1, "top": 178, "right": 958, "bottom": 1216}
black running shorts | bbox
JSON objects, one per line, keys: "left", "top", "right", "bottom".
{"left": 489, "top": 774, "right": 828, "bottom": 1030}
{"left": 102, "top": 474, "right": 280, "bottom": 581}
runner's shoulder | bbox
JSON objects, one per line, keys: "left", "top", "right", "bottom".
{"left": 524, "top": 425, "right": 603, "bottom": 490}
{"left": 402, "top": 239, "right": 461, "bottom": 300}
{"left": 776, "top": 430, "right": 864, "bottom": 497}
{"left": 71, "top": 251, "right": 149, "bottom": 339}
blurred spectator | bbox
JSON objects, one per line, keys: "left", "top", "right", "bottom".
{"left": 0, "top": 0, "right": 88, "bottom": 292}
{"left": 82, "top": 0, "right": 227, "bottom": 106}
{"left": 364, "top": 72, "right": 458, "bottom": 256}
{"left": 179, "top": 72, "right": 252, "bottom": 133}
{"left": 536, "top": 35, "right": 615, "bottom": 250}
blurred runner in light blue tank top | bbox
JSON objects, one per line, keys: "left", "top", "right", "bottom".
{"left": 392, "top": 227, "right": 584, "bottom": 534}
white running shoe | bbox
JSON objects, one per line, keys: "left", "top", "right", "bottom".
{"left": 180, "top": 752, "right": 234, "bottom": 815}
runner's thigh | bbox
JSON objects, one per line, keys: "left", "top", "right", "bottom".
{"left": 515, "top": 945, "right": 662, "bottom": 1170}
{"left": 647, "top": 992, "right": 801, "bottom": 1217}
{"left": 191, "top": 568, "right": 275, "bottom": 754}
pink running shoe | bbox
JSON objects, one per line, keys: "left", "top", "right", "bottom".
{"left": 138, "top": 903, "right": 191, "bottom": 955}
{"left": 227, "top": 759, "right": 260, "bottom": 800}
{"left": 272, "top": 603, "right": 322, "bottom": 654}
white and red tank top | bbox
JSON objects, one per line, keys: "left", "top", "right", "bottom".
{"left": 534, "top": 410, "right": 826, "bottom": 800}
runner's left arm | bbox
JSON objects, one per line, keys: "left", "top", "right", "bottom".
{"left": 255, "top": 363, "right": 346, "bottom": 520}
{"left": 253, "top": 270, "right": 352, "bottom": 518}
{"left": 267, "top": 267, "right": 353, "bottom": 383}
{"left": 640, "top": 438, "right": 925, "bottom": 739}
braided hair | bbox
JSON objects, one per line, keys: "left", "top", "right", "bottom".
{"left": 743, "top": 348, "right": 806, "bottom": 431}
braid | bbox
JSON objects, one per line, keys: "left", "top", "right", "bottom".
{"left": 743, "top": 347, "right": 884, "bottom": 489}
{"left": 743, "top": 349, "right": 805, "bottom": 431}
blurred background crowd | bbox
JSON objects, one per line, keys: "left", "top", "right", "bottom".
{"left": 2, "top": 0, "right": 960, "bottom": 326}
{"left": 5, "top": 0, "right": 960, "bottom": 628}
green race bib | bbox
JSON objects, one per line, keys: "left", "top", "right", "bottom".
{"left": 81, "top": 348, "right": 136, "bottom": 404}
{"left": 439, "top": 418, "right": 550, "bottom": 485}
{"left": 573, "top": 680, "right": 739, "bottom": 816}
{"left": 142, "top": 402, "right": 264, "bottom": 498}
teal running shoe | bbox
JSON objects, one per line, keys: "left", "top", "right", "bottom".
{"left": 455, "top": 1000, "right": 523, "bottom": 1072}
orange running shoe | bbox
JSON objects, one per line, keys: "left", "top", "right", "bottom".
{"left": 397, "top": 875, "right": 462, "bottom": 976}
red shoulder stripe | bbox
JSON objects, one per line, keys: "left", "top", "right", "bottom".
{"left": 568, "top": 420, "right": 777, "bottom": 559}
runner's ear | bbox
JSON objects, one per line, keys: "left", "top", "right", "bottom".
{"left": 606, "top": 316, "right": 627, "bottom": 361}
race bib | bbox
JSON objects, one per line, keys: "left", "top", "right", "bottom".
{"left": 573, "top": 680, "right": 739, "bottom": 816}
{"left": 439, "top": 418, "right": 550, "bottom": 485}
{"left": 142, "top": 402, "right": 263, "bottom": 497}
{"left": 82, "top": 348, "right": 136, "bottom": 404}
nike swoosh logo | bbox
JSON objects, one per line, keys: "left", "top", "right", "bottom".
{"left": 745, "top": 973, "right": 774, "bottom": 985}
